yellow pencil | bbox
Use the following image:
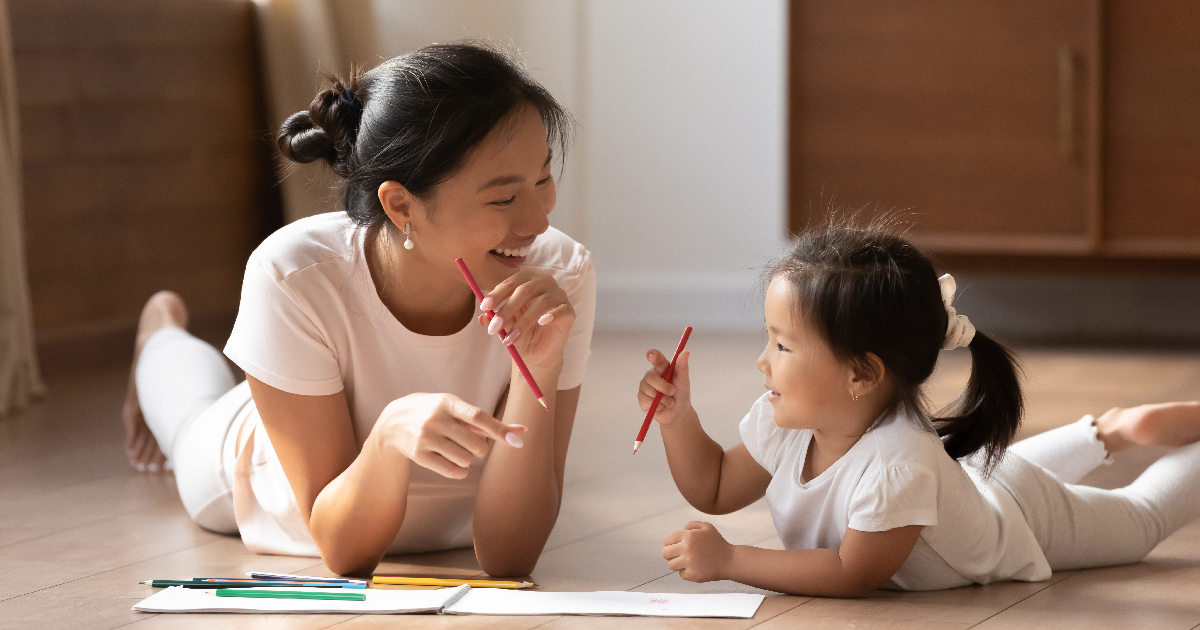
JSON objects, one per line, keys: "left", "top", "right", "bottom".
{"left": 372, "top": 576, "right": 535, "bottom": 589}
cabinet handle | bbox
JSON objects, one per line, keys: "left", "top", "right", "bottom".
{"left": 1058, "top": 44, "right": 1075, "bottom": 159}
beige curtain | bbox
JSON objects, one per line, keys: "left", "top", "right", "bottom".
{"left": 0, "top": 0, "right": 44, "bottom": 416}
{"left": 254, "top": 0, "right": 381, "bottom": 223}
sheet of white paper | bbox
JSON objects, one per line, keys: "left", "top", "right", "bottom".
{"left": 131, "top": 585, "right": 468, "bottom": 614}
{"left": 444, "top": 589, "right": 765, "bottom": 618}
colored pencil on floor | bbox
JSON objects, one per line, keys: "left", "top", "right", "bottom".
{"left": 215, "top": 589, "right": 365, "bottom": 601}
{"left": 372, "top": 576, "right": 536, "bottom": 589}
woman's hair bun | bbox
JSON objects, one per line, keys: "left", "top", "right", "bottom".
{"left": 276, "top": 73, "right": 364, "bottom": 178}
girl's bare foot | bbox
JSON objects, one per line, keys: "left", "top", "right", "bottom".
{"left": 123, "top": 291, "right": 189, "bottom": 471}
{"left": 1095, "top": 402, "right": 1200, "bottom": 453}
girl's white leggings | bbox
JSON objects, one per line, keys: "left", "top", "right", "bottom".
{"left": 999, "top": 415, "right": 1200, "bottom": 570}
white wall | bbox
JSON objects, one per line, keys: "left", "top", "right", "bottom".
{"left": 580, "top": 1, "right": 788, "bottom": 330}
{"left": 370, "top": 0, "right": 788, "bottom": 331}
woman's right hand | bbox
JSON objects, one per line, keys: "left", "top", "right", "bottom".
{"left": 637, "top": 349, "right": 692, "bottom": 426}
{"left": 375, "top": 393, "right": 527, "bottom": 479}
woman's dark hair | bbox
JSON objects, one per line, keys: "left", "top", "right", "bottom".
{"left": 276, "top": 41, "right": 572, "bottom": 227}
{"left": 765, "top": 216, "right": 1023, "bottom": 474}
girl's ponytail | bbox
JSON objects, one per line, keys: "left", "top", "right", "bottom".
{"left": 935, "top": 330, "right": 1024, "bottom": 475}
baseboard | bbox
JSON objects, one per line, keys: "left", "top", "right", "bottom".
{"left": 596, "top": 272, "right": 1200, "bottom": 345}
{"left": 950, "top": 274, "right": 1200, "bottom": 346}
{"left": 36, "top": 304, "right": 240, "bottom": 378}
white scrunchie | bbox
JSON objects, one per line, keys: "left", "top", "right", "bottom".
{"left": 939, "top": 274, "right": 975, "bottom": 350}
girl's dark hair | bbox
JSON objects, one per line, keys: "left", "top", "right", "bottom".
{"left": 276, "top": 41, "right": 572, "bottom": 227}
{"left": 766, "top": 216, "right": 1023, "bottom": 474}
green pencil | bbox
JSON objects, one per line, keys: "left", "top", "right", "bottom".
{"left": 215, "top": 589, "right": 365, "bottom": 601}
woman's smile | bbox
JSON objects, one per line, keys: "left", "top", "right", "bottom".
{"left": 489, "top": 242, "right": 535, "bottom": 267}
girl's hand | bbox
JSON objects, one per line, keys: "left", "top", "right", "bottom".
{"left": 662, "top": 521, "right": 734, "bottom": 583}
{"left": 376, "top": 393, "right": 528, "bottom": 479}
{"left": 478, "top": 269, "right": 575, "bottom": 370}
{"left": 637, "top": 349, "right": 692, "bottom": 425}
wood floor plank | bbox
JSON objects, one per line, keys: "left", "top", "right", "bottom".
{"left": 531, "top": 541, "right": 678, "bottom": 593}
{"left": 973, "top": 562, "right": 1200, "bottom": 629}
{"left": 336, "top": 613, "right": 557, "bottom": 629}
{"left": 2, "top": 336, "right": 1199, "bottom": 629}
{"left": 0, "top": 508, "right": 222, "bottom": 600}
{"left": 785, "top": 575, "right": 1073, "bottom": 625}
{"left": 535, "top": 593, "right": 807, "bottom": 629}
{"left": 0, "top": 472, "right": 181, "bottom": 548}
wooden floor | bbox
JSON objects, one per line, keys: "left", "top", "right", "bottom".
{"left": 3, "top": 330, "right": 1200, "bottom": 629}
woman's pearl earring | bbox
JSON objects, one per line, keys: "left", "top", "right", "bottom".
{"left": 403, "top": 222, "right": 414, "bottom": 250}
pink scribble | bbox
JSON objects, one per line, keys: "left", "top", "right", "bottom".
{"left": 649, "top": 598, "right": 670, "bottom": 605}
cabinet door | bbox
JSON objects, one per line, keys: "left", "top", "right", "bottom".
{"left": 1103, "top": 0, "right": 1200, "bottom": 257}
{"left": 789, "top": 1, "right": 1101, "bottom": 254}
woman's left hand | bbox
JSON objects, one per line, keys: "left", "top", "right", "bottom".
{"left": 477, "top": 269, "right": 574, "bottom": 369}
{"left": 662, "top": 521, "right": 734, "bottom": 583}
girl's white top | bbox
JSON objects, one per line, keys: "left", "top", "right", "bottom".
{"left": 223, "top": 212, "right": 596, "bottom": 556}
{"left": 739, "top": 394, "right": 1051, "bottom": 590}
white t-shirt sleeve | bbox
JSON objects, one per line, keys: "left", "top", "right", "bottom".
{"left": 557, "top": 252, "right": 596, "bottom": 391}
{"left": 738, "top": 394, "right": 785, "bottom": 474}
{"left": 847, "top": 463, "right": 940, "bottom": 532}
{"left": 224, "top": 253, "right": 344, "bottom": 396}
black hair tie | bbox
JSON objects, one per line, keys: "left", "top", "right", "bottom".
{"left": 338, "top": 87, "right": 362, "bottom": 113}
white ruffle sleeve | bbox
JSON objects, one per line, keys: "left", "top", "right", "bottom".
{"left": 848, "top": 463, "right": 940, "bottom": 532}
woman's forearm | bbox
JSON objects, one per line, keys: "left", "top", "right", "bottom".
{"left": 660, "top": 409, "right": 727, "bottom": 513}
{"left": 307, "top": 432, "right": 411, "bottom": 576}
{"left": 472, "top": 363, "right": 564, "bottom": 576}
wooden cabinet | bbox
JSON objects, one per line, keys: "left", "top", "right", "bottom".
{"left": 11, "top": 0, "right": 283, "bottom": 372}
{"left": 788, "top": 1, "right": 1200, "bottom": 259}
{"left": 1104, "top": 0, "right": 1200, "bottom": 256}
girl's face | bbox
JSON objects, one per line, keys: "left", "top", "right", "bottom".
{"left": 394, "top": 103, "right": 556, "bottom": 290}
{"left": 756, "top": 277, "right": 857, "bottom": 432}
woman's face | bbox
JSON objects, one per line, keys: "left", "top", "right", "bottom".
{"left": 756, "top": 277, "right": 855, "bottom": 432}
{"left": 399, "top": 103, "right": 556, "bottom": 290}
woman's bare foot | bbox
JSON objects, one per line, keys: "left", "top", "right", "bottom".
{"left": 1095, "top": 402, "right": 1200, "bottom": 453}
{"left": 123, "top": 291, "right": 189, "bottom": 471}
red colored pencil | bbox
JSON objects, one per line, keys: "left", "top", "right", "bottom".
{"left": 454, "top": 258, "right": 548, "bottom": 411}
{"left": 633, "top": 326, "right": 693, "bottom": 454}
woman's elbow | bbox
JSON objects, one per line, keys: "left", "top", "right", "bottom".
{"left": 319, "top": 546, "right": 382, "bottom": 578}
{"left": 476, "top": 548, "right": 539, "bottom": 578}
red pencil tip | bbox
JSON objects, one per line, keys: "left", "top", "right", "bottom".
{"left": 632, "top": 440, "right": 642, "bottom": 455}
{"left": 538, "top": 397, "right": 549, "bottom": 411}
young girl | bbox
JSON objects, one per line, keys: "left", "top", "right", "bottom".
{"left": 122, "top": 42, "right": 595, "bottom": 577}
{"left": 637, "top": 220, "right": 1200, "bottom": 596}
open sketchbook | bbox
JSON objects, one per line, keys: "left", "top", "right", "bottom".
{"left": 132, "top": 584, "right": 765, "bottom": 618}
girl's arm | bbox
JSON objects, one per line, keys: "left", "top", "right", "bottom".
{"left": 247, "top": 376, "right": 517, "bottom": 577}
{"left": 638, "top": 351, "right": 773, "bottom": 514}
{"left": 663, "top": 522, "right": 923, "bottom": 598}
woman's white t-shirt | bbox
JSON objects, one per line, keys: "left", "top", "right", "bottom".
{"left": 739, "top": 394, "right": 1051, "bottom": 590}
{"left": 223, "top": 212, "right": 596, "bottom": 557}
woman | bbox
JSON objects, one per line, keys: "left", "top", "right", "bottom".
{"left": 121, "top": 42, "right": 595, "bottom": 577}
